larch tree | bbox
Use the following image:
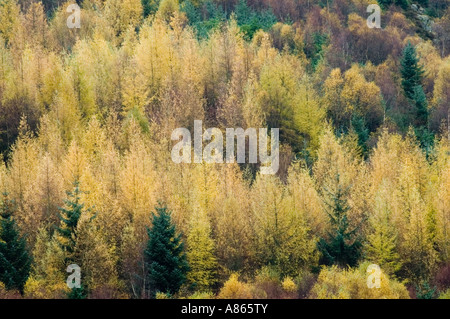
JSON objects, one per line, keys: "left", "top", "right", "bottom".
{"left": 395, "top": 153, "right": 437, "bottom": 281}
{"left": 251, "top": 174, "right": 318, "bottom": 277}
{"left": 24, "top": 227, "right": 67, "bottom": 299}
{"left": 366, "top": 181, "right": 402, "bottom": 277}
{"left": 186, "top": 209, "right": 218, "bottom": 291}
{"left": 105, "top": 0, "right": 143, "bottom": 43}
{"left": 0, "top": 0, "right": 20, "bottom": 47}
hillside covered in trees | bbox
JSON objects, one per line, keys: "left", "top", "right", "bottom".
{"left": 0, "top": 0, "right": 449, "bottom": 299}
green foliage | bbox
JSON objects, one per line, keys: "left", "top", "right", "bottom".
{"left": 351, "top": 114, "right": 369, "bottom": 158}
{"left": 318, "top": 174, "right": 362, "bottom": 268}
{"left": 415, "top": 281, "right": 438, "bottom": 299}
{"left": 233, "top": 0, "right": 277, "bottom": 40}
{"left": 183, "top": 0, "right": 226, "bottom": 39}
{"left": 305, "top": 32, "right": 328, "bottom": 71}
{"left": 142, "top": 0, "right": 160, "bottom": 18}
{"left": 0, "top": 193, "right": 31, "bottom": 294}
{"left": 67, "top": 285, "right": 88, "bottom": 299}
{"left": 56, "top": 181, "right": 90, "bottom": 265}
{"left": 401, "top": 42, "right": 425, "bottom": 100}
{"left": 145, "top": 204, "right": 189, "bottom": 296}
{"left": 377, "top": 0, "right": 409, "bottom": 10}
{"left": 412, "top": 85, "right": 428, "bottom": 127}
{"left": 180, "top": 0, "right": 200, "bottom": 24}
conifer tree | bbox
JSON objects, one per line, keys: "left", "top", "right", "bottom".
{"left": 0, "top": 193, "right": 31, "bottom": 294}
{"left": 401, "top": 42, "right": 424, "bottom": 98}
{"left": 56, "top": 181, "right": 89, "bottom": 265}
{"left": 412, "top": 85, "right": 429, "bottom": 127}
{"left": 145, "top": 204, "right": 189, "bottom": 296}
{"left": 317, "top": 174, "right": 362, "bottom": 268}
{"left": 401, "top": 42, "right": 427, "bottom": 123}
{"left": 366, "top": 184, "right": 402, "bottom": 276}
{"left": 186, "top": 210, "right": 218, "bottom": 291}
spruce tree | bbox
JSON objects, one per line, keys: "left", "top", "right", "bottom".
{"left": 145, "top": 204, "right": 189, "bottom": 297}
{"left": 317, "top": 174, "right": 362, "bottom": 268}
{"left": 401, "top": 42, "right": 425, "bottom": 101}
{"left": 0, "top": 193, "right": 31, "bottom": 294}
{"left": 56, "top": 181, "right": 91, "bottom": 265}
{"left": 401, "top": 41, "right": 430, "bottom": 132}
{"left": 412, "top": 85, "right": 429, "bottom": 127}
{"left": 67, "top": 285, "right": 87, "bottom": 299}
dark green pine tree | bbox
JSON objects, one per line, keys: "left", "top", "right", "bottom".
{"left": 378, "top": 0, "right": 408, "bottom": 9}
{"left": 56, "top": 181, "right": 88, "bottom": 265}
{"left": 401, "top": 42, "right": 425, "bottom": 100}
{"left": 67, "top": 284, "right": 88, "bottom": 299}
{"left": 351, "top": 114, "right": 369, "bottom": 158}
{"left": 142, "top": 0, "right": 160, "bottom": 18}
{"left": 0, "top": 193, "right": 31, "bottom": 294}
{"left": 412, "top": 85, "right": 429, "bottom": 127}
{"left": 145, "top": 204, "right": 189, "bottom": 297}
{"left": 317, "top": 175, "right": 362, "bottom": 268}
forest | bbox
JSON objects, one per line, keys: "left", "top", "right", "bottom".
{"left": 0, "top": 0, "right": 449, "bottom": 299}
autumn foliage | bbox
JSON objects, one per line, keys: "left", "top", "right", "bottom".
{"left": 0, "top": 0, "right": 448, "bottom": 299}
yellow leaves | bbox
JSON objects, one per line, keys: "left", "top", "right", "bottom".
{"left": 24, "top": 276, "right": 68, "bottom": 299}
{"left": 433, "top": 57, "right": 450, "bottom": 109}
{"left": 340, "top": 65, "right": 382, "bottom": 114}
{"left": 281, "top": 276, "right": 297, "bottom": 293}
{"left": 119, "top": 133, "right": 159, "bottom": 229}
{"left": 186, "top": 209, "right": 218, "bottom": 290}
{"left": 314, "top": 126, "right": 359, "bottom": 190}
{"left": 105, "top": 0, "right": 143, "bottom": 43}
{"left": 286, "top": 164, "right": 325, "bottom": 236}
{"left": 347, "top": 12, "right": 366, "bottom": 35}
{"left": 157, "top": 0, "right": 180, "bottom": 23}
{"left": 0, "top": 160, "right": 6, "bottom": 192}
{"left": 309, "top": 263, "right": 410, "bottom": 299}
{"left": 75, "top": 222, "right": 119, "bottom": 290}
{"left": 292, "top": 81, "right": 325, "bottom": 155}
{"left": 218, "top": 273, "right": 253, "bottom": 299}
{"left": 324, "top": 68, "right": 344, "bottom": 102}
{"left": 63, "top": 140, "right": 88, "bottom": 186}
{"left": 22, "top": 1, "right": 48, "bottom": 49}
{"left": 251, "top": 174, "right": 318, "bottom": 276}
{"left": 368, "top": 129, "right": 438, "bottom": 279}
{"left": 0, "top": 0, "right": 20, "bottom": 46}
{"left": 7, "top": 132, "right": 39, "bottom": 205}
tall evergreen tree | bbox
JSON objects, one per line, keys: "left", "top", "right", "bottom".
{"left": 142, "top": 0, "right": 160, "bottom": 18}
{"left": 401, "top": 41, "right": 430, "bottom": 132}
{"left": 0, "top": 193, "right": 31, "bottom": 294}
{"left": 317, "top": 174, "right": 362, "bottom": 268}
{"left": 145, "top": 204, "right": 189, "bottom": 297}
{"left": 401, "top": 42, "right": 425, "bottom": 100}
{"left": 378, "top": 0, "right": 408, "bottom": 9}
{"left": 56, "top": 181, "right": 90, "bottom": 265}
{"left": 412, "top": 85, "right": 429, "bottom": 127}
